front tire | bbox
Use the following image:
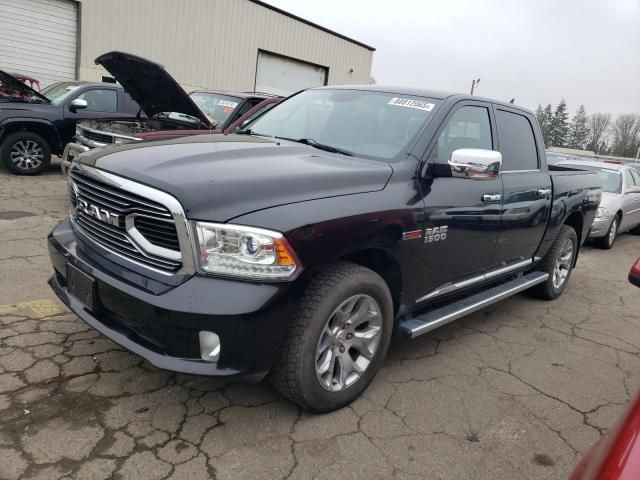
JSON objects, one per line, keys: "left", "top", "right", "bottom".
{"left": 1, "top": 131, "right": 52, "bottom": 175}
{"left": 530, "top": 225, "right": 578, "bottom": 300}
{"left": 270, "top": 262, "right": 393, "bottom": 412}
{"left": 597, "top": 216, "right": 619, "bottom": 249}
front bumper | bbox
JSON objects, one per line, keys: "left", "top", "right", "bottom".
{"left": 61, "top": 143, "right": 89, "bottom": 175}
{"left": 588, "top": 216, "right": 612, "bottom": 238}
{"left": 48, "top": 218, "right": 296, "bottom": 380}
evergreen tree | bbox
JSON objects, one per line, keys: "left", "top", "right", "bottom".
{"left": 541, "top": 104, "right": 553, "bottom": 146}
{"left": 549, "top": 99, "right": 569, "bottom": 147}
{"left": 567, "top": 105, "right": 589, "bottom": 149}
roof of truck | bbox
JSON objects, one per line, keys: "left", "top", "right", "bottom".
{"left": 313, "top": 84, "right": 533, "bottom": 113}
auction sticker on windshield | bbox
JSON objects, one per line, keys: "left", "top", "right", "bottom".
{"left": 218, "top": 100, "right": 238, "bottom": 108}
{"left": 388, "top": 98, "right": 435, "bottom": 111}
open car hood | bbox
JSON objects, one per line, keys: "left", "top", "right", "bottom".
{"left": 95, "top": 51, "right": 212, "bottom": 127}
{"left": 0, "top": 70, "right": 50, "bottom": 103}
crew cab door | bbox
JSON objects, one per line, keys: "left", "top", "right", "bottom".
{"left": 414, "top": 101, "right": 503, "bottom": 303}
{"left": 491, "top": 106, "right": 552, "bottom": 266}
{"left": 60, "top": 87, "right": 126, "bottom": 143}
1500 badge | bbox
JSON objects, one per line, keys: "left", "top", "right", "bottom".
{"left": 425, "top": 226, "right": 448, "bottom": 243}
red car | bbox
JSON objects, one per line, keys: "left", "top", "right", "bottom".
{"left": 61, "top": 51, "right": 281, "bottom": 173}
{"left": 0, "top": 72, "right": 41, "bottom": 100}
{"left": 569, "top": 257, "right": 640, "bottom": 479}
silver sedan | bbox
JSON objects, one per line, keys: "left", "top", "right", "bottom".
{"left": 558, "top": 160, "right": 640, "bottom": 249}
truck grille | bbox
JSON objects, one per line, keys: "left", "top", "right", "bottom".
{"left": 69, "top": 167, "right": 182, "bottom": 272}
{"left": 81, "top": 129, "right": 114, "bottom": 145}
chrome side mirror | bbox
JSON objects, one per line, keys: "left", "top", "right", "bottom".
{"left": 69, "top": 98, "right": 88, "bottom": 111}
{"left": 448, "top": 149, "right": 502, "bottom": 180}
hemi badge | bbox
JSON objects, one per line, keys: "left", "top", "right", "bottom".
{"left": 402, "top": 230, "right": 423, "bottom": 241}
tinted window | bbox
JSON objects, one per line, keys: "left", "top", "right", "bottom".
{"left": 76, "top": 89, "right": 118, "bottom": 113}
{"left": 434, "top": 105, "right": 492, "bottom": 163}
{"left": 496, "top": 110, "right": 538, "bottom": 171}
{"left": 630, "top": 169, "right": 640, "bottom": 186}
{"left": 123, "top": 92, "right": 141, "bottom": 114}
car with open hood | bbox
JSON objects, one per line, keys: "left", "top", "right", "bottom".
{"left": 62, "top": 51, "right": 280, "bottom": 173}
{"left": 0, "top": 70, "right": 139, "bottom": 175}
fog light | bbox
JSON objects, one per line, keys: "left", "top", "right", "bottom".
{"left": 199, "top": 331, "right": 220, "bottom": 362}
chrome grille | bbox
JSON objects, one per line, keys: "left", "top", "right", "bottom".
{"left": 69, "top": 167, "right": 182, "bottom": 272}
{"left": 81, "top": 129, "right": 114, "bottom": 145}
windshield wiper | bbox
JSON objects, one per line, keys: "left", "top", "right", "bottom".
{"left": 275, "top": 137, "right": 353, "bottom": 156}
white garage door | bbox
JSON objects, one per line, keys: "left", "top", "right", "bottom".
{"left": 255, "top": 51, "right": 327, "bottom": 96}
{"left": 0, "top": 0, "right": 78, "bottom": 88}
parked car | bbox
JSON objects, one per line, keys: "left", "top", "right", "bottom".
{"left": 557, "top": 160, "right": 640, "bottom": 248}
{"left": 545, "top": 151, "right": 583, "bottom": 165}
{"left": 60, "top": 51, "right": 280, "bottom": 173}
{"left": 0, "top": 72, "right": 41, "bottom": 99}
{"left": 630, "top": 256, "right": 640, "bottom": 287}
{"left": 0, "top": 70, "right": 139, "bottom": 175}
{"left": 569, "top": 260, "right": 640, "bottom": 480}
{"left": 48, "top": 85, "right": 602, "bottom": 412}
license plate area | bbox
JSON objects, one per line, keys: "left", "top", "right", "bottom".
{"left": 66, "top": 263, "right": 96, "bottom": 311}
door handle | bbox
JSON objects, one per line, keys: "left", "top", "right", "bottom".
{"left": 537, "top": 188, "right": 552, "bottom": 197}
{"left": 482, "top": 193, "right": 502, "bottom": 203}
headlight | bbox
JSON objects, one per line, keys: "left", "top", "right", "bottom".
{"left": 113, "top": 137, "right": 133, "bottom": 145}
{"left": 596, "top": 207, "right": 607, "bottom": 218}
{"left": 193, "top": 222, "right": 301, "bottom": 280}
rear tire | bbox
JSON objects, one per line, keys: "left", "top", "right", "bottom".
{"left": 596, "top": 216, "right": 619, "bottom": 249}
{"left": 530, "top": 225, "right": 578, "bottom": 300}
{"left": 1, "top": 131, "right": 51, "bottom": 175}
{"left": 269, "top": 262, "right": 393, "bottom": 412}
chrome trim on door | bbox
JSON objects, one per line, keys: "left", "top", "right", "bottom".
{"left": 415, "top": 258, "right": 534, "bottom": 304}
{"left": 484, "top": 259, "right": 533, "bottom": 279}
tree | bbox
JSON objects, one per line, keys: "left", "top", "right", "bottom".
{"left": 536, "top": 104, "right": 553, "bottom": 146}
{"left": 567, "top": 105, "right": 589, "bottom": 149}
{"left": 549, "top": 99, "right": 569, "bottom": 147}
{"left": 586, "top": 113, "right": 611, "bottom": 153}
{"left": 611, "top": 114, "right": 640, "bottom": 158}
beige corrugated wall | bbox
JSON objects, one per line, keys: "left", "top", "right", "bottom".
{"left": 77, "top": 0, "right": 373, "bottom": 91}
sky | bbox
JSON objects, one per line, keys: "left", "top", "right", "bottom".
{"left": 265, "top": 0, "right": 640, "bottom": 117}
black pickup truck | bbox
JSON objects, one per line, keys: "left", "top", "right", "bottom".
{"left": 0, "top": 70, "right": 138, "bottom": 175}
{"left": 48, "top": 86, "right": 602, "bottom": 412}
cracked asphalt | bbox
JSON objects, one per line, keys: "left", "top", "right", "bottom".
{"left": 1, "top": 162, "right": 640, "bottom": 480}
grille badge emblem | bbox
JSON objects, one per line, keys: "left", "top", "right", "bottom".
{"left": 77, "top": 197, "right": 120, "bottom": 227}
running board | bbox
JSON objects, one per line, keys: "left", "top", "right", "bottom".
{"left": 396, "top": 271, "right": 549, "bottom": 339}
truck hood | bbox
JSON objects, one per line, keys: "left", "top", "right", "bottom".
{"left": 95, "top": 51, "right": 212, "bottom": 127}
{"left": 0, "top": 70, "right": 50, "bottom": 104}
{"left": 76, "top": 134, "right": 393, "bottom": 221}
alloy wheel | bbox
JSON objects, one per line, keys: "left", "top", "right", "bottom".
{"left": 9, "top": 140, "right": 44, "bottom": 170}
{"left": 552, "top": 238, "right": 574, "bottom": 290}
{"left": 608, "top": 219, "right": 617, "bottom": 246}
{"left": 315, "top": 294, "right": 382, "bottom": 392}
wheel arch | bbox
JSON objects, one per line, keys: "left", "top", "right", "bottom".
{"left": 0, "top": 120, "right": 61, "bottom": 153}
{"left": 340, "top": 248, "right": 402, "bottom": 318}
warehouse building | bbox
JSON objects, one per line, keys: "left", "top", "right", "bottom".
{"left": 0, "top": 0, "right": 374, "bottom": 95}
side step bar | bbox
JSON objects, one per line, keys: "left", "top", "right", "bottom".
{"left": 396, "top": 271, "right": 549, "bottom": 339}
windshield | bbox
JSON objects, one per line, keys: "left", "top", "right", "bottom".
{"left": 189, "top": 92, "right": 242, "bottom": 126}
{"left": 596, "top": 169, "right": 622, "bottom": 193}
{"left": 41, "top": 82, "right": 83, "bottom": 105}
{"left": 246, "top": 89, "right": 439, "bottom": 161}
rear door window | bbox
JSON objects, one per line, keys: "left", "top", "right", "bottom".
{"left": 495, "top": 110, "right": 539, "bottom": 171}
{"left": 630, "top": 169, "right": 640, "bottom": 186}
